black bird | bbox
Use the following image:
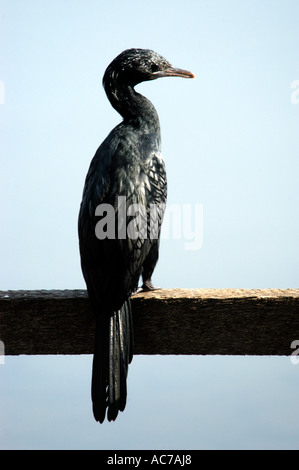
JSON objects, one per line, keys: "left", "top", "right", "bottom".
{"left": 78, "top": 48, "right": 194, "bottom": 423}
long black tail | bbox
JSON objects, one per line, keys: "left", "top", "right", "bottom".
{"left": 91, "top": 299, "right": 133, "bottom": 423}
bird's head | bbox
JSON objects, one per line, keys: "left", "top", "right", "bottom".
{"left": 103, "top": 48, "right": 195, "bottom": 88}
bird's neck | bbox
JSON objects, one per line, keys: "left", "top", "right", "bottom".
{"left": 105, "top": 81, "right": 161, "bottom": 134}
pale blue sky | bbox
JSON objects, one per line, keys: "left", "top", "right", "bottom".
{"left": 0, "top": 0, "right": 298, "bottom": 449}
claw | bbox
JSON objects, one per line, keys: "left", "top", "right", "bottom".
{"left": 135, "top": 280, "right": 161, "bottom": 293}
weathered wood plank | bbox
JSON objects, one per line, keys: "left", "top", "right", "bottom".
{"left": 0, "top": 289, "right": 298, "bottom": 356}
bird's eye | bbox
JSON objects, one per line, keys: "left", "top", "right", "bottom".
{"left": 151, "top": 63, "right": 159, "bottom": 73}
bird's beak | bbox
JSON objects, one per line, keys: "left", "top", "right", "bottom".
{"left": 154, "top": 66, "right": 195, "bottom": 79}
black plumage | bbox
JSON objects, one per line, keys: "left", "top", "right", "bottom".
{"left": 78, "top": 48, "right": 194, "bottom": 422}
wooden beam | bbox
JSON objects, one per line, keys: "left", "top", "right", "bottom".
{"left": 0, "top": 289, "right": 298, "bottom": 356}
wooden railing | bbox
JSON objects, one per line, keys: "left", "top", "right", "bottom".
{"left": 0, "top": 288, "right": 298, "bottom": 356}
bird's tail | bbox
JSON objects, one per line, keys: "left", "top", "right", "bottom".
{"left": 91, "top": 299, "right": 133, "bottom": 423}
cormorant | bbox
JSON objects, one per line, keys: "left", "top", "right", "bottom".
{"left": 78, "top": 48, "right": 194, "bottom": 423}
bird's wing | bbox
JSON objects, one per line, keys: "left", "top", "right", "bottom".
{"left": 78, "top": 132, "right": 166, "bottom": 313}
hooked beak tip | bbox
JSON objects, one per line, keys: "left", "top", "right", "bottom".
{"left": 157, "top": 66, "right": 195, "bottom": 79}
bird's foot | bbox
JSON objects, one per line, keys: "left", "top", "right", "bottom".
{"left": 135, "top": 280, "right": 161, "bottom": 293}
